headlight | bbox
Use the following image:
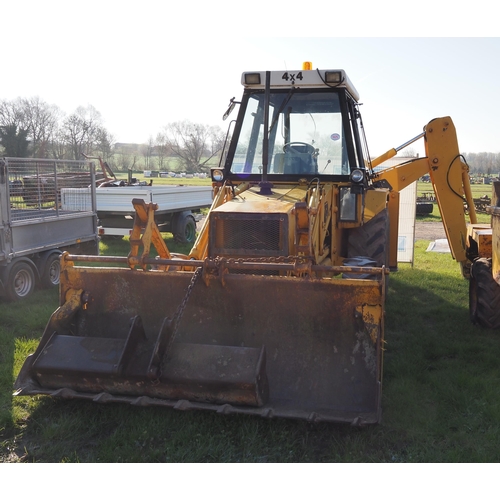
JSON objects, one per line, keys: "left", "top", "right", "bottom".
{"left": 350, "top": 169, "right": 364, "bottom": 183}
{"left": 211, "top": 169, "right": 224, "bottom": 182}
{"left": 244, "top": 73, "right": 261, "bottom": 85}
{"left": 325, "top": 71, "right": 343, "bottom": 84}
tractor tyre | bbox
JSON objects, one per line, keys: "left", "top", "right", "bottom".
{"left": 347, "top": 209, "right": 390, "bottom": 268}
{"left": 469, "top": 258, "right": 500, "bottom": 329}
{"left": 416, "top": 202, "right": 433, "bottom": 215}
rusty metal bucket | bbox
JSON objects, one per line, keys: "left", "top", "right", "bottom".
{"left": 14, "top": 254, "right": 386, "bottom": 425}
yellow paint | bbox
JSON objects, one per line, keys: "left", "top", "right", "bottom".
{"left": 363, "top": 190, "right": 388, "bottom": 223}
{"left": 374, "top": 117, "right": 476, "bottom": 269}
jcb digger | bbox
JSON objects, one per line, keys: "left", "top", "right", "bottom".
{"left": 14, "top": 63, "right": 483, "bottom": 425}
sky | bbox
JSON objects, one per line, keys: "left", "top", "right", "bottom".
{"left": 2, "top": 1, "right": 499, "bottom": 157}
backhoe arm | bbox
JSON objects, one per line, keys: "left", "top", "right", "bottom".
{"left": 373, "top": 117, "right": 476, "bottom": 270}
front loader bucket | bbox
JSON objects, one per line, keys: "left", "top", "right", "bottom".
{"left": 15, "top": 256, "right": 386, "bottom": 425}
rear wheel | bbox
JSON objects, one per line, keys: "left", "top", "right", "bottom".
{"left": 41, "top": 253, "right": 61, "bottom": 288}
{"left": 469, "top": 258, "right": 500, "bottom": 328}
{"left": 174, "top": 212, "right": 197, "bottom": 244}
{"left": 6, "top": 261, "right": 36, "bottom": 301}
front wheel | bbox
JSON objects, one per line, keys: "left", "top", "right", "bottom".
{"left": 6, "top": 261, "right": 36, "bottom": 301}
{"left": 469, "top": 258, "right": 500, "bottom": 328}
{"left": 347, "top": 209, "right": 390, "bottom": 267}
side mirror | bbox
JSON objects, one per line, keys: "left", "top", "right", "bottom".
{"left": 222, "top": 97, "right": 239, "bottom": 121}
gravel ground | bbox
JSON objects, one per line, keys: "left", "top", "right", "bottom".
{"left": 414, "top": 221, "right": 446, "bottom": 241}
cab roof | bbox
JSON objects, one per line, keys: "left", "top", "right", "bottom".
{"left": 241, "top": 68, "right": 359, "bottom": 102}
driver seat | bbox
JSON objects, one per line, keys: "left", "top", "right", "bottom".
{"left": 283, "top": 146, "right": 317, "bottom": 174}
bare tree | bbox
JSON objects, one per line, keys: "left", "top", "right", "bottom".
{"left": 155, "top": 132, "right": 170, "bottom": 172}
{"left": 141, "top": 136, "right": 155, "bottom": 170}
{"left": 164, "top": 120, "right": 224, "bottom": 173}
{"left": 461, "top": 152, "right": 500, "bottom": 175}
{"left": 0, "top": 99, "right": 24, "bottom": 128}
{"left": 119, "top": 146, "right": 131, "bottom": 171}
{"left": 20, "top": 97, "right": 61, "bottom": 157}
{"left": 203, "top": 125, "right": 226, "bottom": 169}
{"left": 94, "top": 127, "right": 115, "bottom": 162}
{"left": 61, "top": 105, "right": 104, "bottom": 160}
{"left": 399, "top": 147, "right": 418, "bottom": 158}
{"left": 0, "top": 97, "right": 62, "bottom": 158}
{"left": 48, "top": 121, "right": 67, "bottom": 159}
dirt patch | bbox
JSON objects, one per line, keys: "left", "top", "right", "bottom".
{"left": 415, "top": 221, "right": 446, "bottom": 241}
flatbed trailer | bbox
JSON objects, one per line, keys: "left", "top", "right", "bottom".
{"left": 94, "top": 185, "right": 213, "bottom": 243}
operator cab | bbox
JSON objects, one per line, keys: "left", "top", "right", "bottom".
{"left": 216, "top": 67, "right": 368, "bottom": 184}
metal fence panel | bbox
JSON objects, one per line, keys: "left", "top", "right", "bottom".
{"left": 3, "top": 158, "right": 96, "bottom": 223}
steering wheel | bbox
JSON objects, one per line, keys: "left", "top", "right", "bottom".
{"left": 283, "top": 142, "right": 316, "bottom": 155}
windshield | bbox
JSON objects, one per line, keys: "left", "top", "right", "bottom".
{"left": 229, "top": 90, "right": 350, "bottom": 176}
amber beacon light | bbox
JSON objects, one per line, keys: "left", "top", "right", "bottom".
{"left": 302, "top": 61, "right": 313, "bottom": 70}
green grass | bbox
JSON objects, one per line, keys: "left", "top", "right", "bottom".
{"left": 2, "top": 236, "right": 500, "bottom": 463}
{"left": 416, "top": 180, "right": 493, "bottom": 224}
{"left": 417, "top": 179, "right": 494, "bottom": 198}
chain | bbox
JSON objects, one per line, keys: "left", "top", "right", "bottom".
{"left": 169, "top": 266, "right": 203, "bottom": 344}
{"left": 165, "top": 256, "right": 307, "bottom": 350}
{"left": 170, "top": 257, "right": 306, "bottom": 320}
{"left": 154, "top": 256, "right": 310, "bottom": 381}
{"left": 171, "top": 257, "right": 306, "bottom": 318}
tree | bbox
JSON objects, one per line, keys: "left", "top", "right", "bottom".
{"left": 399, "top": 147, "right": 418, "bottom": 158}
{"left": 1, "top": 97, "right": 61, "bottom": 158}
{"left": 163, "top": 120, "right": 224, "bottom": 173}
{"left": 0, "top": 125, "right": 29, "bottom": 157}
{"left": 461, "top": 152, "right": 500, "bottom": 176}
{"left": 0, "top": 99, "right": 24, "bottom": 129}
{"left": 60, "top": 105, "right": 104, "bottom": 160}
{"left": 141, "top": 136, "right": 155, "bottom": 170}
{"left": 0, "top": 99, "right": 27, "bottom": 156}
{"left": 94, "top": 127, "right": 115, "bottom": 162}
{"left": 117, "top": 144, "right": 137, "bottom": 172}
{"left": 20, "top": 96, "right": 60, "bottom": 157}
{"left": 155, "top": 132, "right": 170, "bottom": 172}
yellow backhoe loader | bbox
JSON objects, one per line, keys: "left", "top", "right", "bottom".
{"left": 14, "top": 63, "right": 491, "bottom": 425}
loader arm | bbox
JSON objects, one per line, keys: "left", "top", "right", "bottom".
{"left": 373, "top": 117, "right": 476, "bottom": 273}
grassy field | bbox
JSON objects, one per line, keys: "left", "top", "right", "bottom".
{"left": 145, "top": 176, "right": 211, "bottom": 186}
{"left": 1, "top": 231, "right": 500, "bottom": 465}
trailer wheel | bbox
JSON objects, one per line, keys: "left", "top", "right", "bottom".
{"left": 469, "top": 258, "right": 500, "bottom": 328}
{"left": 6, "top": 261, "right": 36, "bottom": 301}
{"left": 41, "top": 253, "right": 61, "bottom": 288}
{"left": 347, "top": 209, "right": 390, "bottom": 268}
{"left": 174, "top": 212, "right": 197, "bottom": 244}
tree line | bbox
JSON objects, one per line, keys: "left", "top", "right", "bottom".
{"left": 2, "top": 96, "right": 498, "bottom": 175}
{"left": 0, "top": 96, "right": 225, "bottom": 173}
{"left": 461, "top": 152, "right": 500, "bottom": 176}
{"left": 400, "top": 148, "right": 500, "bottom": 176}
